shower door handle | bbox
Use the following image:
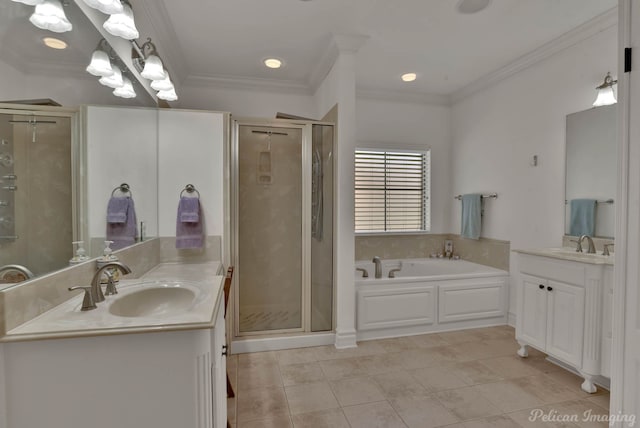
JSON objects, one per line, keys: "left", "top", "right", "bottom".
{"left": 2, "top": 174, "right": 16, "bottom": 180}
{"left": 2, "top": 186, "right": 16, "bottom": 191}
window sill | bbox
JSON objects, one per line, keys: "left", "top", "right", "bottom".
{"left": 355, "top": 231, "right": 432, "bottom": 237}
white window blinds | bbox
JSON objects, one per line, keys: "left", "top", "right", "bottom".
{"left": 355, "top": 149, "right": 430, "bottom": 232}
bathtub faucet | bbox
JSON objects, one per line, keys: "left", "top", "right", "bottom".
{"left": 372, "top": 256, "right": 382, "bottom": 279}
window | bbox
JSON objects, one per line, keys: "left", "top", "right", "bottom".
{"left": 355, "top": 149, "right": 430, "bottom": 233}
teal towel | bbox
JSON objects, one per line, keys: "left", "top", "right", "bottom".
{"left": 461, "top": 194, "right": 482, "bottom": 239}
{"left": 570, "top": 199, "right": 596, "bottom": 236}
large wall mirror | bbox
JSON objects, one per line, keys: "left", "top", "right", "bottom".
{"left": 565, "top": 104, "right": 616, "bottom": 239}
{"left": 0, "top": 1, "right": 160, "bottom": 286}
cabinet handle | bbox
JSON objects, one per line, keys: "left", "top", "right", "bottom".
{"left": 539, "top": 284, "right": 545, "bottom": 289}
{"left": 547, "top": 286, "right": 553, "bottom": 292}
{"left": 222, "top": 345, "right": 228, "bottom": 357}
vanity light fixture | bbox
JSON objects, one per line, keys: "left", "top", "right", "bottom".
{"left": 81, "top": 0, "right": 123, "bottom": 15}
{"left": 401, "top": 72, "right": 417, "bottom": 82}
{"left": 29, "top": 0, "right": 72, "bottom": 33}
{"left": 99, "top": 65, "right": 124, "bottom": 88}
{"left": 156, "top": 88, "right": 178, "bottom": 102}
{"left": 43, "top": 36, "right": 67, "bottom": 49}
{"left": 131, "top": 37, "right": 178, "bottom": 101}
{"left": 103, "top": 0, "right": 139, "bottom": 40}
{"left": 86, "top": 39, "right": 114, "bottom": 77}
{"left": 150, "top": 71, "right": 174, "bottom": 91}
{"left": 113, "top": 76, "right": 136, "bottom": 98}
{"left": 264, "top": 58, "right": 283, "bottom": 69}
{"left": 592, "top": 72, "right": 617, "bottom": 107}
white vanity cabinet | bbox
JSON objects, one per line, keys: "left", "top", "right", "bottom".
{"left": 0, "top": 296, "right": 227, "bottom": 428}
{"left": 515, "top": 251, "right": 611, "bottom": 393}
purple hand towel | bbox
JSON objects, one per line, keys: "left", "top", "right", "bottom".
{"left": 176, "top": 202, "right": 204, "bottom": 249}
{"left": 178, "top": 196, "right": 200, "bottom": 223}
{"left": 106, "top": 196, "right": 129, "bottom": 223}
{"left": 107, "top": 197, "right": 138, "bottom": 250}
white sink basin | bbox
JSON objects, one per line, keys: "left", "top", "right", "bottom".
{"left": 109, "top": 282, "right": 198, "bottom": 317}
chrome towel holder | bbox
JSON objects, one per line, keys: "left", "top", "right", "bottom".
{"left": 180, "top": 184, "right": 200, "bottom": 198}
{"left": 454, "top": 193, "right": 497, "bottom": 200}
{"left": 111, "top": 183, "right": 132, "bottom": 197}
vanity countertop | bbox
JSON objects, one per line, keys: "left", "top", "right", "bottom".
{"left": 513, "top": 248, "right": 613, "bottom": 266}
{"left": 1, "top": 261, "right": 224, "bottom": 343}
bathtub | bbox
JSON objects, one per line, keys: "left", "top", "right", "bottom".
{"left": 354, "top": 258, "right": 509, "bottom": 340}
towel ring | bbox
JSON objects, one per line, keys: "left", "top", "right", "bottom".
{"left": 111, "top": 183, "right": 132, "bottom": 198}
{"left": 180, "top": 184, "right": 200, "bottom": 199}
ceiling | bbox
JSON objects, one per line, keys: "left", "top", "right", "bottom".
{"left": 0, "top": 0, "right": 618, "bottom": 104}
{"left": 136, "top": 0, "right": 617, "bottom": 98}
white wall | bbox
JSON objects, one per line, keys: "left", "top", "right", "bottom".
{"left": 356, "top": 97, "right": 452, "bottom": 233}
{"left": 157, "top": 110, "right": 225, "bottom": 238}
{"left": 450, "top": 25, "right": 618, "bottom": 317}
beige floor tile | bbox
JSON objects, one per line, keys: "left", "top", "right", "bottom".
{"left": 585, "top": 392, "right": 610, "bottom": 410}
{"left": 330, "top": 376, "right": 386, "bottom": 406}
{"left": 446, "top": 340, "right": 515, "bottom": 361}
{"left": 507, "top": 405, "right": 580, "bottom": 427}
{"left": 436, "top": 329, "right": 485, "bottom": 344}
{"left": 397, "top": 348, "right": 451, "bottom": 370}
{"left": 548, "top": 399, "right": 610, "bottom": 428}
{"left": 409, "top": 365, "right": 468, "bottom": 392}
{"left": 238, "top": 351, "right": 278, "bottom": 368}
{"left": 481, "top": 338, "right": 520, "bottom": 355}
{"left": 372, "top": 370, "right": 427, "bottom": 398}
{"left": 318, "top": 357, "right": 368, "bottom": 380}
{"left": 281, "top": 362, "right": 326, "bottom": 386}
{"left": 236, "top": 386, "right": 289, "bottom": 423}
{"left": 453, "top": 360, "right": 505, "bottom": 385}
{"left": 407, "top": 332, "right": 451, "bottom": 349}
{"left": 312, "top": 341, "right": 386, "bottom": 361}
{"left": 276, "top": 347, "right": 319, "bottom": 366}
{"left": 237, "top": 414, "right": 293, "bottom": 428}
{"left": 477, "top": 355, "right": 546, "bottom": 379}
{"left": 429, "top": 345, "right": 476, "bottom": 363}
{"left": 360, "top": 352, "right": 409, "bottom": 375}
{"left": 512, "top": 375, "right": 582, "bottom": 405}
{"left": 236, "top": 361, "right": 283, "bottom": 391}
{"left": 375, "top": 337, "right": 421, "bottom": 352}
{"left": 476, "top": 325, "right": 516, "bottom": 339}
{"left": 540, "top": 371, "right": 609, "bottom": 397}
{"left": 342, "top": 401, "right": 407, "bottom": 428}
{"left": 291, "top": 408, "right": 351, "bottom": 428}
{"left": 389, "top": 391, "right": 460, "bottom": 428}
{"left": 434, "top": 386, "right": 503, "bottom": 421}
{"left": 461, "top": 414, "right": 522, "bottom": 428}
{"left": 285, "top": 381, "right": 340, "bottom": 415}
{"left": 474, "top": 380, "right": 545, "bottom": 413}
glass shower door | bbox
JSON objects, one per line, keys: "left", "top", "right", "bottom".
{"left": 237, "top": 125, "right": 303, "bottom": 333}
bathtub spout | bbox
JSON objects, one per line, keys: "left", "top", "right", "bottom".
{"left": 372, "top": 256, "right": 382, "bottom": 279}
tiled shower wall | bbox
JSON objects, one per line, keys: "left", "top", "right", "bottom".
{"left": 355, "top": 234, "right": 510, "bottom": 271}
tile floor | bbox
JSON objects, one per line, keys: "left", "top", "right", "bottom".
{"left": 227, "top": 326, "right": 610, "bottom": 428}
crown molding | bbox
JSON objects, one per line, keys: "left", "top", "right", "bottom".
{"left": 356, "top": 87, "right": 451, "bottom": 107}
{"left": 182, "top": 74, "right": 313, "bottom": 95}
{"left": 308, "top": 33, "right": 370, "bottom": 93}
{"left": 451, "top": 7, "right": 618, "bottom": 104}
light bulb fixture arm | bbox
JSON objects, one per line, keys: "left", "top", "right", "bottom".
{"left": 595, "top": 72, "right": 617, "bottom": 90}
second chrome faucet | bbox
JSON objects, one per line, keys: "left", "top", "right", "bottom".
{"left": 69, "top": 261, "right": 132, "bottom": 311}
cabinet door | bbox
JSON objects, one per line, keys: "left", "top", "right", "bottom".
{"left": 545, "top": 280, "right": 585, "bottom": 368}
{"left": 211, "top": 299, "right": 227, "bottom": 428}
{"left": 517, "top": 275, "right": 548, "bottom": 350}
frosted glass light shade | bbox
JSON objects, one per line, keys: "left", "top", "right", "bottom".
{"left": 140, "top": 54, "right": 166, "bottom": 80}
{"left": 156, "top": 88, "right": 177, "bottom": 102}
{"left": 86, "top": 49, "right": 114, "bottom": 77}
{"left": 29, "top": 0, "right": 72, "bottom": 33}
{"left": 81, "top": 0, "right": 123, "bottom": 15}
{"left": 150, "top": 71, "right": 174, "bottom": 91}
{"left": 11, "top": 0, "right": 45, "bottom": 5}
{"left": 593, "top": 87, "right": 617, "bottom": 107}
{"left": 103, "top": 3, "right": 139, "bottom": 40}
{"left": 113, "top": 77, "right": 136, "bottom": 98}
{"left": 99, "top": 65, "right": 124, "bottom": 88}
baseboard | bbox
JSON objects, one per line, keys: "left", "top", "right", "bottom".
{"left": 334, "top": 328, "right": 358, "bottom": 349}
{"left": 508, "top": 311, "right": 516, "bottom": 327}
{"left": 230, "top": 333, "right": 335, "bottom": 354}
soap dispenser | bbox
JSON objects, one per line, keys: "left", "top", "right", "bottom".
{"left": 96, "top": 240, "right": 120, "bottom": 284}
{"left": 69, "top": 241, "right": 90, "bottom": 265}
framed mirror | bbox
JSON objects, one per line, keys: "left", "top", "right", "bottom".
{"left": 565, "top": 104, "right": 616, "bottom": 239}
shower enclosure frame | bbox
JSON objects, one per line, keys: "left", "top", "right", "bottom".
{"left": 230, "top": 118, "right": 336, "bottom": 339}
{"left": 0, "top": 103, "right": 82, "bottom": 272}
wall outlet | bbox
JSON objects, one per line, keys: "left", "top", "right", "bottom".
{"left": 444, "top": 239, "right": 453, "bottom": 254}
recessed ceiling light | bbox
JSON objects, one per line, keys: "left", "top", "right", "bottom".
{"left": 43, "top": 37, "right": 67, "bottom": 50}
{"left": 456, "top": 0, "right": 491, "bottom": 14}
{"left": 401, "top": 73, "right": 417, "bottom": 82}
{"left": 264, "top": 58, "right": 282, "bottom": 69}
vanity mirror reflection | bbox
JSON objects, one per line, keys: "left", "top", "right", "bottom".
{"left": 565, "top": 104, "right": 616, "bottom": 239}
{"left": 0, "top": 1, "right": 160, "bottom": 285}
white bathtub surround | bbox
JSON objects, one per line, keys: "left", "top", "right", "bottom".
{"left": 355, "top": 258, "right": 508, "bottom": 341}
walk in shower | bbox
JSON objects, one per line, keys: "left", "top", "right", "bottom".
{"left": 0, "top": 107, "right": 76, "bottom": 282}
{"left": 233, "top": 121, "right": 334, "bottom": 337}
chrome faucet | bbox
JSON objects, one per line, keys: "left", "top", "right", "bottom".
{"left": 372, "top": 256, "right": 382, "bottom": 279}
{"left": 0, "top": 264, "right": 34, "bottom": 282}
{"left": 579, "top": 235, "right": 596, "bottom": 254}
{"left": 91, "top": 262, "right": 132, "bottom": 302}
{"left": 356, "top": 267, "right": 369, "bottom": 278}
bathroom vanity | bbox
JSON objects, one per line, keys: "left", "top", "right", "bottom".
{"left": 514, "top": 248, "right": 613, "bottom": 393}
{"left": 0, "top": 262, "right": 227, "bottom": 428}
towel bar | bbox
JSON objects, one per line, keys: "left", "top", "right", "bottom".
{"left": 180, "top": 184, "right": 200, "bottom": 199}
{"left": 111, "top": 183, "right": 132, "bottom": 197}
{"left": 564, "top": 199, "right": 614, "bottom": 204}
{"left": 454, "top": 193, "right": 497, "bottom": 200}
